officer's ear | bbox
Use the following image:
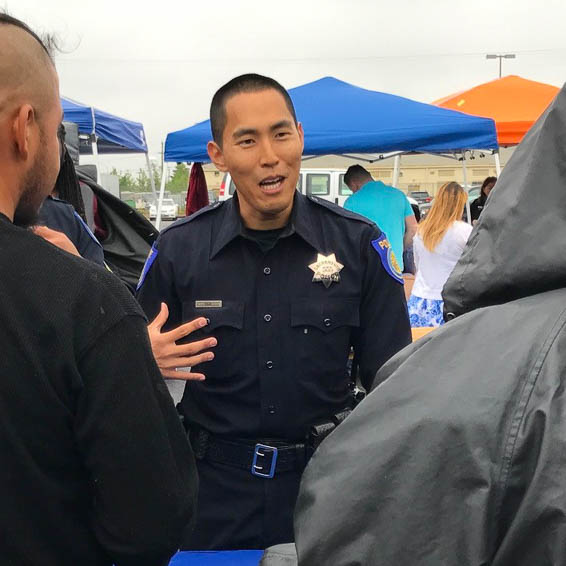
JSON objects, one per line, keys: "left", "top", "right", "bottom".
{"left": 207, "top": 141, "right": 228, "bottom": 172}
{"left": 297, "top": 121, "right": 305, "bottom": 152}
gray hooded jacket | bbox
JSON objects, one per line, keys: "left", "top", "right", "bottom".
{"left": 292, "top": 84, "right": 566, "bottom": 565}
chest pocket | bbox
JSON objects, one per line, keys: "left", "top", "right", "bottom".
{"left": 291, "top": 298, "right": 359, "bottom": 386}
{"left": 291, "top": 298, "right": 359, "bottom": 332}
{"left": 181, "top": 301, "right": 244, "bottom": 378}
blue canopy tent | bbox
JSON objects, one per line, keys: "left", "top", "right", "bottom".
{"left": 164, "top": 76, "right": 497, "bottom": 161}
{"left": 61, "top": 96, "right": 156, "bottom": 198}
{"left": 157, "top": 77, "right": 499, "bottom": 226}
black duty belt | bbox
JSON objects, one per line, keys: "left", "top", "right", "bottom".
{"left": 189, "top": 429, "right": 308, "bottom": 479}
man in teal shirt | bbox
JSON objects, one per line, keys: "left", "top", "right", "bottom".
{"left": 343, "top": 165, "right": 417, "bottom": 272}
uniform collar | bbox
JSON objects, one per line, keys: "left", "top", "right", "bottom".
{"left": 210, "top": 191, "right": 321, "bottom": 259}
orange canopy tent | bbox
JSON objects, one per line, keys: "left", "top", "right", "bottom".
{"left": 433, "top": 75, "right": 559, "bottom": 146}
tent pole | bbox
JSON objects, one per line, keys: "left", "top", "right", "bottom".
{"left": 392, "top": 155, "right": 401, "bottom": 187}
{"left": 494, "top": 150, "right": 502, "bottom": 177}
{"left": 156, "top": 162, "right": 168, "bottom": 230}
{"left": 89, "top": 106, "right": 101, "bottom": 185}
{"left": 145, "top": 152, "right": 158, "bottom": 202}
{"left": 461, "top": 152, "right": 472, "bottom": 224}
{"left": 91, "top": 136, "right": 101, "bottom": 185}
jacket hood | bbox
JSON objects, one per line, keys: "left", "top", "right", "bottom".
{"left": 443, "top": 83, "right": 566, "bottom": 318}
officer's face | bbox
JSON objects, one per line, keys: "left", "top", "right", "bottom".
{"left": 208, "top": 89, "right": 304, "bottom": 230}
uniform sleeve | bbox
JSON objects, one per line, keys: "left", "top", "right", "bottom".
{"left": 136, "top": 236, "right": 182, "bottom": 329}
{"left": 351, "top": 227, "right": 412, "bottom": 390}
{"left": 75, "top": 313, "right": 198, "bottom": 566}
{"left": 73, "top": 211, "right": 106, "bottom": 266}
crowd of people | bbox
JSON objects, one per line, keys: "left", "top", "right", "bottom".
{"left": 3, "top": 11, "right": 566, "bottom": 566}
{"left": 343, "top": 164, "right": 496, "bottom": 329}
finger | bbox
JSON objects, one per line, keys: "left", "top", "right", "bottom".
{"left": 168, "top": 317, "right": 209, "bottom": 341}
{"left": 148, "top": 303, "right": 169, "bottom": 331}
{"left": 32, "top": 225, "right": 54, "bottom": 237}
{"left": 174, "top": 337, "right": 217, "bottom": 357}
{"left": 160, "top": 351, "right": 215, "bottom": 370}
{"left": 161, "top": 369, "right": 206, "bottom": 381}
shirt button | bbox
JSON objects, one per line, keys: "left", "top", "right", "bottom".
{"left": 266, "top": 360, "right": 274, "bottom": 369}
{"left": 268, "top": 405, "right": 276, "bottom": 414}
{"left": 264, "top": 314, "right": 272, "bottom": 322}
{"left": 263, "top": 267, "right": 271, "bottom": 275}
{"left": 323, "top": 317, "right": 332, "bottom": 327}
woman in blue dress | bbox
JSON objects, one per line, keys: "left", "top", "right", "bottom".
{"left": 408, "top": 182, "right": 472, "bottom": 327}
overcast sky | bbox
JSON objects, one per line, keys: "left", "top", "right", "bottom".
{"left": 8, "top": 0, "right": 566, "bottom": 173}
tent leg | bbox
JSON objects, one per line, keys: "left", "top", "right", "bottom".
{"left": 392, "top": 155, "right": 401, "bottom": 187}
{"left": 92, "top": 137, "right": 101, "bottom": 185}
{"left": 146, "top": 152, "right": 158, "bottom": 203}
{"left": 461, "top": 153, "right": 472, "bottom": 224}
{"left": 156, "top": 163, "right": 168, "bottom": 230}
{"left": 494, "top": 151, "right": 502, "bottom": 177}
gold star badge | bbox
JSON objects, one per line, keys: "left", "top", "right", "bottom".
{"left": 309, "top": 253, "right": 344, "bottom": 288}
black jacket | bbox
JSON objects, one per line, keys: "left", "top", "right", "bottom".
{"left": 469, "top": 193, "right": 487, "bottom": 222}
{"left": 0, "top": 215, "right": 197, "bottom": 566}
{"left": 293, "top": 84, "right": 566, "bottom": 565}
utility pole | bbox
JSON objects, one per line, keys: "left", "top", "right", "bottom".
{"left": 486, "top": 53, "right": 516, "bottom": 78}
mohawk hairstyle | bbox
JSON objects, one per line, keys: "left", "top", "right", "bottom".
{"left": 0, "top": 12, "right": 54, "bottom": 60}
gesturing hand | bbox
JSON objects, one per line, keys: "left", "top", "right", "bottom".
{"left": 148, "top": 302, "right": 216, "bottom": 380}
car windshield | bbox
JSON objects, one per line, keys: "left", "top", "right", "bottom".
{"left": 163, "top": 199, "right": 175, "bottom": 205}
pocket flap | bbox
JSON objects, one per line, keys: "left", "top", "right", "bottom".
{"left": 291, "top": 298, "right": 359, "bottom": 332}
{"left": 183, "top": 301, "right": 244, "bottom": 331}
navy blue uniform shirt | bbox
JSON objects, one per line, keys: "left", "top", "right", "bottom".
{"left": 137, "top": 192, "right": 410, "bottom": 440}
{"left": 39, "top": 196, "right": 105, "bottom": 266}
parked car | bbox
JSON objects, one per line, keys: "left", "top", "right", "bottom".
{"left": 408, "top": 190, "right": 433, "bottom": 215}
{"left": 408, "top": 190, "right": 432, "bottom": 205}
{"left": 407, "top": 196, "right": 421, "bottom": 222}
{"left": 149, "top": 198, "right": 178, "bottom": 220}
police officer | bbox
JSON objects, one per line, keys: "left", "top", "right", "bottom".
{"left": 38, "top": 142, "right": 105, "bottom": 266}
{"left": 39, "top": 194, "right": 105, "bottom": 265}
{"left": 137, "top": 73, "right": 411, "bottom": 551}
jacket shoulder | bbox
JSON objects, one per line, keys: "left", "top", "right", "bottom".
{"left": 160, "top": 201, "right": 224, "bottom": 236}
{"left": 307, "top": 195, "right": 375, "bottom": 226}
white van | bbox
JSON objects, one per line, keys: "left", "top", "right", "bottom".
{"left": 219, "top": 168, "right": 352, "bottom": 207}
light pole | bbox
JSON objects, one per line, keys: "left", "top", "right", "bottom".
{"left": 486, "top": 53, "right": 516, "bottom": 78}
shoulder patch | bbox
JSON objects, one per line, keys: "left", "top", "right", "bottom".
{"left": 371, "top": 234, "right": 404, "bottom": 284}
{"left": 160, "top": 201, "right": 223, "bottom": 236}
{"left": 307, "top": 195, "right": 374, "bottom": 225}
{"left": 136, "top": 243, "right": 158, "bottom": 291}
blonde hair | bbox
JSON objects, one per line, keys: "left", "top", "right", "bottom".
{"left": 418, "top": 182, "right": 467, "bottom": 251}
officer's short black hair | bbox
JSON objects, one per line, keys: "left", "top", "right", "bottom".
{"left": 344, "top": 165, "right": 373, "bottom": 187}
{"left": 0, "top": 12, "right": 53, "bottom": 61}
{"left": 210, "top": 73, "right": 298, "bottom": 146}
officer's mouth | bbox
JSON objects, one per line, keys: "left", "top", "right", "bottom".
{"left": 259, "top": 175, "right": 286, "bottom": 194}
